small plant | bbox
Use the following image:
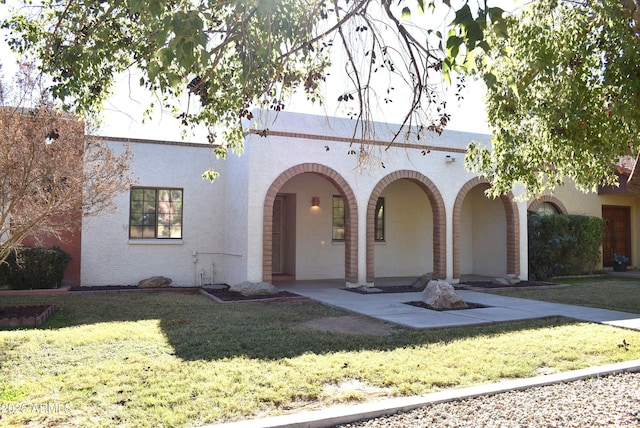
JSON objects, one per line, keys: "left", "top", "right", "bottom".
{"left": 614, "top": 254, "right": 629, "bottom": 264}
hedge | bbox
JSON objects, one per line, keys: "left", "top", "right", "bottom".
{"left": 528, "top": 212, "right": 605, "bottom": 280}
{"left": 0, "top": 247, "right": 70, "bottom": 289}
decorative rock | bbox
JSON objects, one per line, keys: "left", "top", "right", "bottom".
{"left": 229, "top": 281, "right": 279, "bottom": 296}
{"left": 138, "top": 276, "right": 172, "bottom": 288}
{"left": 493, "top": 274, "right": 521, "bottom": 286}
{"left": 421, "top": 280, "right": 468, "bottom": 310}
{"left": 412, "top": 272, "right": 435, "bottom": 290}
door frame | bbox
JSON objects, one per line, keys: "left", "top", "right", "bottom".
{"left": 272, "top": 193, "right": 296, "bottom": 276}
{"left": 602, "top": 205, "right": 631, "bottom": 267}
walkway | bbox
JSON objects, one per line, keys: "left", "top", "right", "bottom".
{"left": 278, "top": 278, "right": 640, "bottom": 331}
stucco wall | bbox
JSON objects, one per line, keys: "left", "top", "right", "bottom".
{"left": 81, "top": 139, "right": 228, "bottom": 286}
{"left": 244, "top": 111, "right": 527, "bottom": 284}
{"left": 279, "top": 174, "right": 345, "bottom": 280}
{"left": 374, "top": 180, "right": 433, "bottom": 277}
{"left": 82, "top": 111, "right": 530, "bottom": 286}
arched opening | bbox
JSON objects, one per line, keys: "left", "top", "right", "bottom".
{"left": 528, "top": 196, "right": 568, "bottom": 215}
{"left": 453, "top": 178, "right": 520, "bottom": 280}
{"left": 366, "top": 171, "right": 446, "bottom": 283}
{"left": 263, "top": 164, "right": 358, "bottom": 284}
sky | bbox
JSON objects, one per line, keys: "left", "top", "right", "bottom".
{"left": 0, "top": 1, "right": 515, "bottom": 142}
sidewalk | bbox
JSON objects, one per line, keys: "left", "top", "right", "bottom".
{"left": 278, "top": 279, "right": 640, "bottom": 331}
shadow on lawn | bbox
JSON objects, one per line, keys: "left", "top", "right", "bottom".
{"left": 0, "top": 291, "right": 580, "bottom": 361}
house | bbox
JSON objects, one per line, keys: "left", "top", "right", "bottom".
{"left": 530, "top": 156, "right": 640, "bottom": 269}
{"left": 76, "top": 111, "right": 526, "bottom": 287}
{"left": 53, "top": 110, "right": 638, "bottom": 287}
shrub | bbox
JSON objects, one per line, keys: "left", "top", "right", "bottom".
{"left": 1, "top": 247, "right": 71, "bottom": 289}
{"left": 528, "top": 212, "right": 605, "bottom": 280}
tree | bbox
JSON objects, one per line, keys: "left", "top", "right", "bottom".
{"left": 1, "top": 0, "right": 505, "bottom": 180}
{"left": 0, "top": 64, "right": 134, "bottom": 265}
{"left": 466, "top": 0, "right": 640, "bottom": 197}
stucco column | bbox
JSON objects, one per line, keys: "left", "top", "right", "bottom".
{"left": 356, "top": 193, "right": 370, "bottom": 287}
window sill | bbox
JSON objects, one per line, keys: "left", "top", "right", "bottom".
{"left": 128, "top": 239, "right": 184, "bottom": 245}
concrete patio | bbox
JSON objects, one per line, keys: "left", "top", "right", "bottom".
{"left": 277, "top": 277, "right": 640, "bottom": 331}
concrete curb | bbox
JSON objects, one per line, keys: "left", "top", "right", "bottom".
{"left": 204, "top": 359, "right": 640, "bottom": 428}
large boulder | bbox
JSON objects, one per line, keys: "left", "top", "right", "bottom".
{"left": 421, "top": 280, "right": 468, "bottom": 310}
{"left": 229, "top": 281, "right": 279, "bottom": 296}
{"left": 412, "top": 272, "right": 435, "bottom": 290}
{"left": 493, "top": 274, "right": 521, "bottom": 286}
{"left": 138, "top": 276, "right": 172, "bottom": 288}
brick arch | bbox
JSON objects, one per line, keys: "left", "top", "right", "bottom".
{"left": 452, "top": 177, "right": 520, "bottom": 279}
{"left": 528, "top": 195, "right": 568, "bottom": 214}
{"left": 263, "top": 163, "right": 358, "bottom": 284}
{"left": 366, "top": 170, "right": 446, "bottom": 282}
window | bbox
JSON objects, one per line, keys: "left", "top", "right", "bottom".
{"left": 374, "top": 197, "right": 385, "bottom": 241}
{"left": 129, "top": 187, "right": 183, "bottom": 239}
{"left": 332, "top": 195, "right": 345, "bottom": 241}
{"left": 536, "top": 202, "right": 559, "bottom": 216}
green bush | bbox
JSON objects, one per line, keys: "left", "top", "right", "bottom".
{"left": 1, "top": 247, "right": 71, "bottom": 289}
{"left": 528, "top": 212, "right": 605, "bottom": 280}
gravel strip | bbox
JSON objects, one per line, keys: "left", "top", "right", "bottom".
{"left": 334, "top": 372, "right": 640, "bottom": 427}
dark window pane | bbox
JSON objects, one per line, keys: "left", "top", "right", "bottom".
{"left": 130, "top": 187, "right": 183, "bottom": 239}
{"left": 374, "top": 197, "right": 385, "bottom": 241}
{"left": 332, "top": 195, "right": 345, "bottom": 241}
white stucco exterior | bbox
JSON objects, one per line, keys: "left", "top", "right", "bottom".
{"left": 81, "top": 111, "right": 530, "bottom": 287}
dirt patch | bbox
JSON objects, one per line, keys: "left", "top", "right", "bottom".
{"left": 322, "top": 378, "right": 392, "bottom": 401}
{"left": 295, "top": 315, "right": 396, "bottom": 336}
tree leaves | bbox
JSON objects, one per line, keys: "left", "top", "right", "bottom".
{"left": 3, "top": 0, "right": 504, "bottom": 179}
{"left": 467, "top": 0, "right": 640, "bottom": 197}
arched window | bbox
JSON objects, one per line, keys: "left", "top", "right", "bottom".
{"left": 536, "top": 202, "right": 560, "bottom": 216}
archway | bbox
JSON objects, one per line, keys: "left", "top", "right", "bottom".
{"left": 452, "top": 177, "right": 520, "bottom": 280}
{"left": 366, "top": 170, "right": 446, "bottom": 283}
{"left": 528, "top": 195, "right": 568, "bottom": 215}
{"left": 263, "top": 163, "right": 358, "bottom": 284}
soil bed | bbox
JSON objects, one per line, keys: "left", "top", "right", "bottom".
{"left": 342, "top": 285, "right": 419, "bottom": 294}
{"left": 68, "top": 285, "right": 199, "bottom": 294}
{"left": 457, "top": 280, "right": 555, "bottom": 289}
{"left": 405, "top": 301, "right": 490, "bottom": 311}
{"left": 201, "top": 286, "right": 305, "bottom": 302}
{"left": 343, "top": 281, "right": 555, "bottom": 295}
{"left": 0, "top": 305, "right": 56, "bottom": 328}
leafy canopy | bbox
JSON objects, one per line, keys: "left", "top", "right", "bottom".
{"left": 2, "top": 0, "right": 505, "bottom": 180}
{"left": 467, "top": 0, "right": 640, "bottom": 197}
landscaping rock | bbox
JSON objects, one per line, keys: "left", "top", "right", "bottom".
{"left": 421, "top": 280, "right": 468, "bottom": 309}
{"left": 138, "top": 276, "right": 172, "bottom": 288}
{"left": 493, "top": 274, "right": 521, "bottom": 286}
{"left": 229, "top": 281, "right": 279, "bottom": 296}
{"left": 412, "top": 272, "right": 435, "bottom": 290}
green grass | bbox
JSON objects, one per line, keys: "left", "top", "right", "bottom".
{"left": 1, "top": 287, "right": 639, "bottom": 427}
{"left": 488, "top": 275, "right": 640, "bottom": 313}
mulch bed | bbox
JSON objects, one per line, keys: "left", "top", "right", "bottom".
{"left": 200, "top": 287, "right": 304, "bottom": 303}
{"left": 68, "top": 285, "right": 200, "bottom": 293}
{"left": 4, "top": 284, "right": 303, "bottom": 303}
{"left": 343, "top": 281, "right": 556, "bottom": 295}
{"left": 342, "top": 285, "right": 419, "bottom": 294}
{"left": 405, "top": 301, "right": 490, "bottom": 311}
{"left": 0, "top": 305, "right": 56, "bottom": 328}
{"left": 457, "top": 280, "right": 556, "bottom": 289}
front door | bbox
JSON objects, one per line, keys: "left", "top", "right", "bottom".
{"left": 271, "top": 194, "right": 296, "bottom": 276}
{"left": 602, "top": 205, "right": 631, "bottom": 267}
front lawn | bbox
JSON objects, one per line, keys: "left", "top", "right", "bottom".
{"left": 1, "top": 290, "right": 639, "bottom": 427}
{"left": 488, "top": 276, "right": 640, "bottom": 313}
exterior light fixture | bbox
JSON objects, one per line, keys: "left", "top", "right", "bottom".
{"left": 311, "top": 196, "right": 320, "bottom": 207}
